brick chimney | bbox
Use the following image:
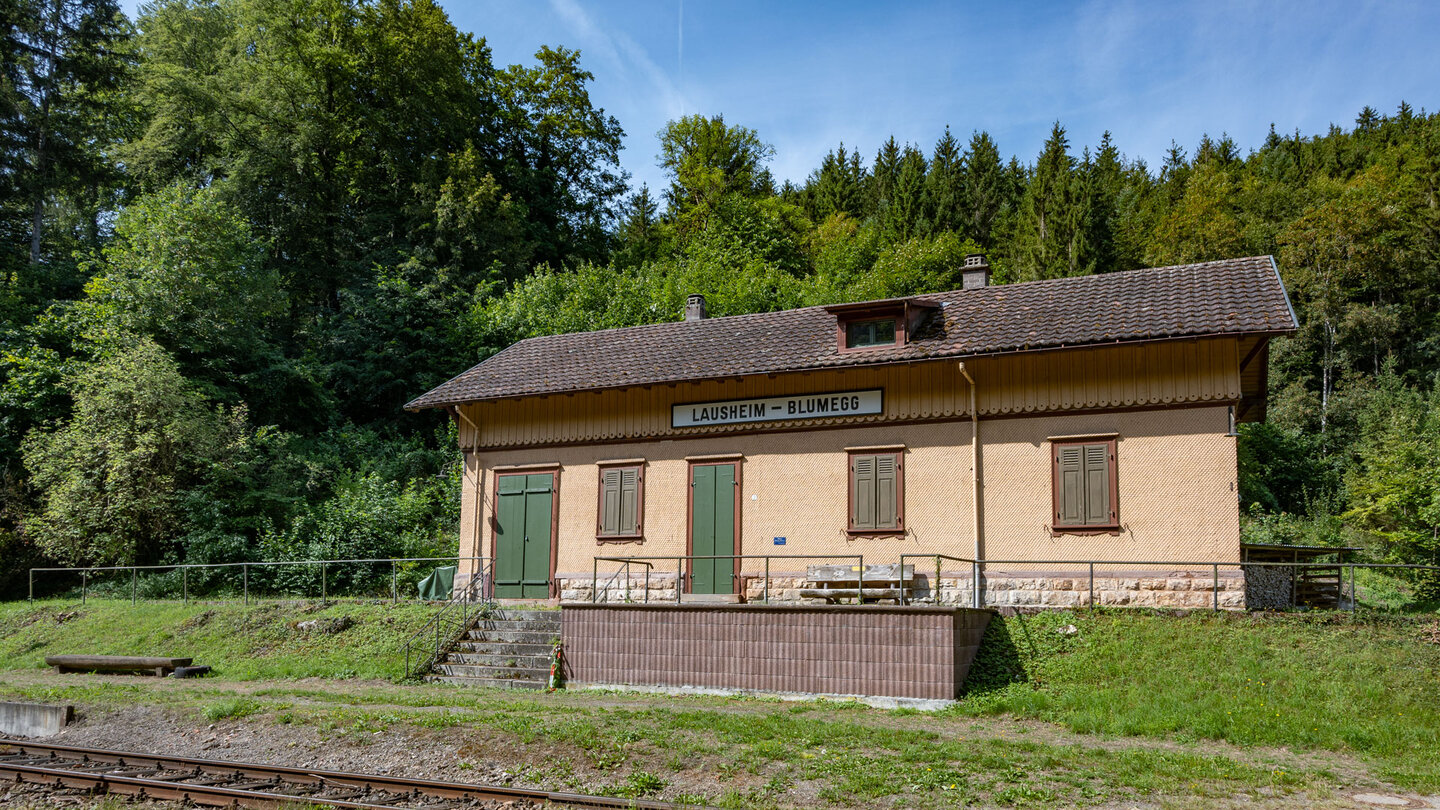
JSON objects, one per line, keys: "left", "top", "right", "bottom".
{"left": 961, "top": 254, "right": 991, "bottom": 289}
{"left": 684, "top": 294, "right": 708, "bottom": 321}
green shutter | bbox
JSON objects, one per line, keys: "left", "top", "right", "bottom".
{"left": 1058, "top": 446, "right": 1085, "bottom": 525}
{"left": 852, "top": 455, "right": 876, "bottom": 529}
{"left": 600, "top": 468, "right": 621, "bottom": 535}
{"left": 1083, "top": 444, "right": 1111, "bottom": 525}
{"left": 619, "top": 467, "right": 640, "bottom": 535}
{"left": 875, "top": 453, "right": 898, "bottom": 529}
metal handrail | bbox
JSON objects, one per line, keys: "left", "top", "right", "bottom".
{"left": 596, "top": 552, "right": 1440, "bottom": 612}
{"left": 594, "top": 559, "right": 654, "bottom": 603}
{"left": 400, "top": 559, "right": 494, "bottom": 680}
{"left": 29, "top": 556, "right": 486, "bottom": 605}
{"left": 592, "top": 554, "right": 867, "bottom": 604}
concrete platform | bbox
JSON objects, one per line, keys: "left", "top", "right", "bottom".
{"left": 0, "top": 702, "right": 74, "bottom": 737}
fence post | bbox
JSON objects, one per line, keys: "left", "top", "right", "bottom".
{"left": 1212, "top": 564, "right": 1219, "bottom": 611}
{"left": 591, "top": 558, "right": 598, "bottom": 603}
{"left": 1088, "top": 562, "right": 1095, "bottom": 610}
{"left": 677, "top": 558, "right": 683, "bottom": 604}
{"left": 644, "top": 567, "right": 650, "bottom": 604}
{"left": 131, "top": 568, "right": 137, "bottom": 606}
{"left": 936, "top": 556, "right": 942, "bottom": 605}
{"left": 243, "top": 564, "right": 249, "bottom": 606}
{"left": 857, "top": 556, "right": 864, "bottom": 605}
{"left": 972, "top": 560, "right": 980, "bottom": 608}
{"left": 764, "top": 557, "right": 771, "bottom": 604}
{"left": 182, "top": 568, "right": 187, "bottom": 605}
{"left": 1349, "top": 564, "right": 1357, "bottom": 613}
{"left": 29, "top": 569, "right": 34, "bottom": 602}
{"left": 392, "top": 560, "right": 398, "bottom": 604}
{"left": 321, "top": 562, "right": 327, "bottom": 605}
{"left": 82, "top": 570, "right": 87, "bottom": 605}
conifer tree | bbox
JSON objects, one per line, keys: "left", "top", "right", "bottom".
{"left": 959, "top": 131, "right": 1008, "bottom": 247}
{"left": 885, "top": 144, "right": 928, "bottom": 241}
{"left": 808, "top": 143, "right": 866, "bottom": 220}
{"left": 924, "top": 127, "right": 963, "bottom": 235}
{"left": 1012, "top": 123, "right": 1089, "bottom": 279}
{"left": 870, "top": 136, "right": 901, "bottom": 222}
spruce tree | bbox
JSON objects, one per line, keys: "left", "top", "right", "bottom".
{"left": 870, "top": 136, "right": 901, "bottom": 222}
{"left": 885, "top": 144, "right": 928, "bottom": 241}
{"left": 924, "top": 127, "right": 963, "bottom": 235}
{"left": 959, "top": 130, "right": 1008, "bottom": 247}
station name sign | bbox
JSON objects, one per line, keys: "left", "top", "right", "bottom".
{"left": 672, "top": 389, "right": 884, "bottom": 428}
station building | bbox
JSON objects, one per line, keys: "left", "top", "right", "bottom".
{"left": 407, "top": 255, "right": 1297, "bottom": 608}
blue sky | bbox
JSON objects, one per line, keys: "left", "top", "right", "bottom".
{"left": 123, "top": 1, "right": 1440, "bottom": 195}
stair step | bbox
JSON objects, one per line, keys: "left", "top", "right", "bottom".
{"left": 465, "top": 630, "right": 554, "bottom": 644}
{"left": 491, "top": 610, "right": 561, "bottom": 621}
{"left": 472, "top": 619, "right": 562, "bottom": 632}
{"left": 433, "top": 663, "right": 549, "bottom": 680}
{"left": 453, "top": 641, "right": 552, "bottom": 656}
{"left": 444, "top": 653, "right": 552, "bottom": 668}
{"left": 425, "top": 676, "right": 549, "bottom": 690}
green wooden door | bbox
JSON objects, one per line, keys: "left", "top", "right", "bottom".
{"left": 690, "top": 463, "right": 736, "bottom": 594}
{"left": 494, "top": 473, "right": 554, "bottom": 599}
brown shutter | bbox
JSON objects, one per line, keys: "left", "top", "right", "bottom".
{"left": 600, "top": 468, "right": 621, "bottom": 535}
{"left": 619, "top": 467, "right": 640, "bottom": 535}
{"left": 875, "top": 453, "right": 898, "bottom": 529}
{"left": 1083, "top": 443, "right": 1111, "bottom": 525}
{"left": 1058, "top": 446, "right": 1084, "bottom": 525}
{"left": 852, "top": 454, "right": 876, "bottom": 529}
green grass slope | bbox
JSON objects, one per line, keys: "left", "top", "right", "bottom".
{"left": 960, "top": 609, "right": 1440, "bottom": 791}
{"left": 0, "top": 599, "right": 437, "bottom": 680}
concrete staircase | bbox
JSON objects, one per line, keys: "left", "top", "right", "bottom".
{"left": 427, "top": 609, "right": 560, "bottom": 689}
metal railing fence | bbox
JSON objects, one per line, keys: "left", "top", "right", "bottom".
{"left": 592, "top": 552, "right": 1440, "bottom": 612}
{"left": 28, "top": 557, "right": 487, "bottom": 605}
{"left": 400, "top": 559, "right": 494, "bottom": 680}
{"left": 592, "top": 554, "right": 866, "bottom": 604}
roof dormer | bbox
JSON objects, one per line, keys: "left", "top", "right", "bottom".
{"left": 824, "top": 297, "right": 941, "bottom": 353}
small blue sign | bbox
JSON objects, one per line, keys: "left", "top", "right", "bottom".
{"left": 773, "top": 537, "right": 786, "bottom": 545}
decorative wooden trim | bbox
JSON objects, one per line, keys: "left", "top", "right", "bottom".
{"left": 684, "top": 457, "right": 743, "bottom": 595}
{"left": 596, "top": 457, "right": 647, "bottom": 466}
{"left": 843, "top": 444, "right": 906, "bottom": 452}
{"left": 1050, "top": 437, "right": 1120, "bottom": 532}
{"left": 491, "top": 462, "right": 562, "bottom": 472}
{"left": 846, "top": 448, "right": 904, "bottom": 534}
{"left": 1044, "top": 432, "right": 1119, "bottom": 442}
{"left": 595, "top": 462, "right": 645, "bottom": 542}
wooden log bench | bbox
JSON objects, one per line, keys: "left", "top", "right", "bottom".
{"left": 45, "top": 655, "right": 193, "bottom": 677}
{"left": 799, "top": 564, "right": 914, "bottom": 604}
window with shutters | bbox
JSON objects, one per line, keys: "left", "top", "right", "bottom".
{"left": 848, "top": 451, "right": 903, "bottom": 533}
{"left": 1051, "top": 439, "right": 1119, "bottom": 531}
{"left": 596, "top": 463, "right": 644, "bottom": 541}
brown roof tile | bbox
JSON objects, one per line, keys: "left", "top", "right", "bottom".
{"left": 407, "top": 256, "right": 1296, "bottom": 409}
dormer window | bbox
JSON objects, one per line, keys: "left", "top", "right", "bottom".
{"left": 826, "top": 297, "right": 940, "bottom": 354}
{"left": 845, "top": 318, "right": 898, "bottom": 349}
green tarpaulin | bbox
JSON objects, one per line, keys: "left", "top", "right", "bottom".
{"left": 417, "top": 566, "right": 456, "bottom": 600}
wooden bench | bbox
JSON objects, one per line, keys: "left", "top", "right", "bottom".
{"left": 799, "top": 564, "right": 914, "bottom": 604}
{"left": 45, "top": 655, "right": 192, "bottom": 677}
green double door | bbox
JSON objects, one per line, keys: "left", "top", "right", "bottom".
{"left": 494, "top": 473, "right": 554, "bottom": 599}
{"left": 690, "top": 463, "right": 737, "bottom": 594}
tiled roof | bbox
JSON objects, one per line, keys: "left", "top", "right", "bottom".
{"left": 407, "top": 256, "right": 1297, "bottom": 409}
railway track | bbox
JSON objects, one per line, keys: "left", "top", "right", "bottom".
{"left": 0, "top": 739, "right": 700, "bottom": 809}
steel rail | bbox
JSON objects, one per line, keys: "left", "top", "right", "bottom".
{"left": 0, "top": 739, "right": 702, "bottom": 810}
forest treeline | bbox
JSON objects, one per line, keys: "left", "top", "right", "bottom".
{"left": 3, "top": 0, "right": 1439, "bottom": 599}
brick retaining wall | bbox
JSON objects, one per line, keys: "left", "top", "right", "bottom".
{"left": 560, "top": 603, "right": 991, "bottom": 701}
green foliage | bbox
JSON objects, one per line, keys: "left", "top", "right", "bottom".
{"left": 21, "top": 339, "right": 249, "bottom": 565}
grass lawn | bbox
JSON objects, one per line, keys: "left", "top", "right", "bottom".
{"left": 0, "top": 599, "right": 436, "bottom": 680}
{"left": 1, "top": 599, "right": 1437, "bottom": 808}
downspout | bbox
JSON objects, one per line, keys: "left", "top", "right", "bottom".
{"left": 957, "top": 363, "right": 981, "bottom": 608}
{"left": 449, "top": 406, "right": 485, "bottom": 597}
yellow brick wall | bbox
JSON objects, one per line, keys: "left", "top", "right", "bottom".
{"left": 457, "top": 405, "right": 1238, "bottom": 588}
